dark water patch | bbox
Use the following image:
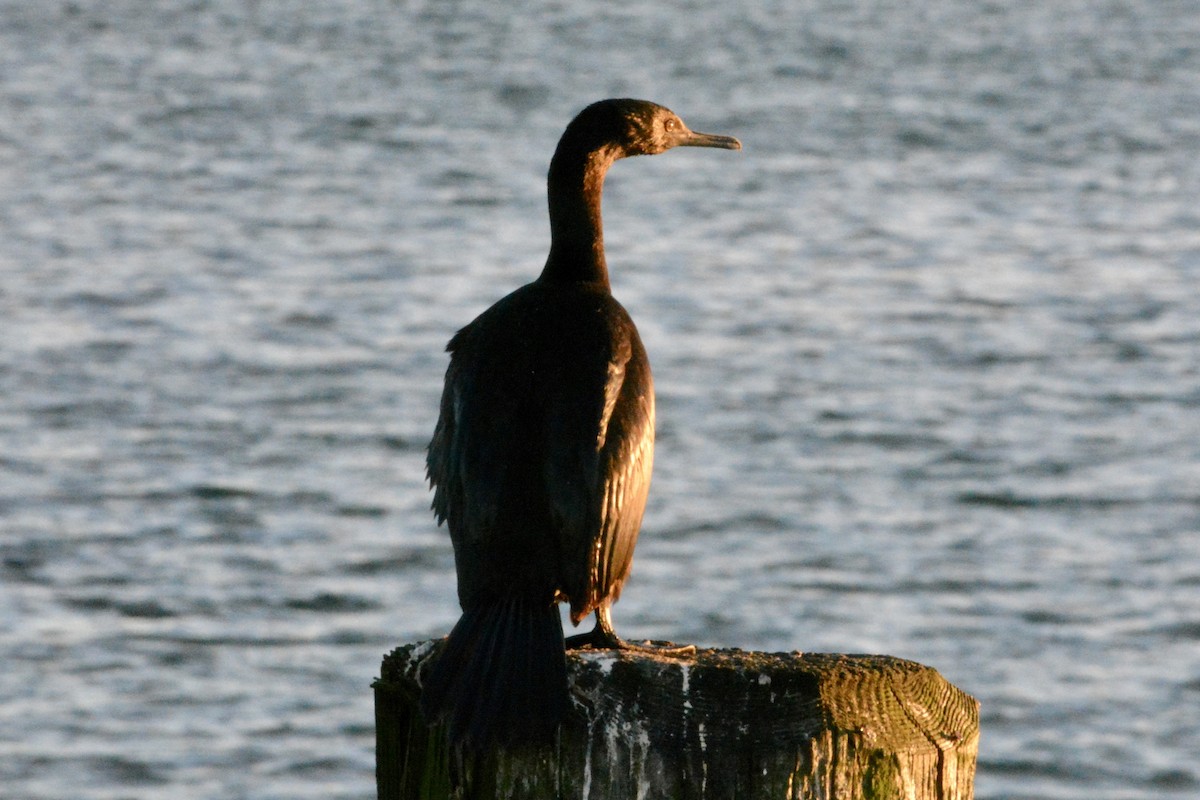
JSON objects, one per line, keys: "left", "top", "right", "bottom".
{"left": 31, "top": 399, "right": 139, "bottom": 426}
{"left": 2, "top": 555, "right": 45, "bottom": 582}
{"left": 283, "top": 592, "right": 379, "bottom": 613}
{"left": 1098, "top": 389, "right": 1182, "bottom": 407}
{"left": 894, "top": 577, "right": 1041, "bottom": 594}
{"left": 974, "top": 89, "right": 1013, "bottom": 108}
{"left": 0, "top": 456, "right": 43, "bottom": 476}
{"left": 225, "top": 358, "right": 371, "bottom": 381}
{"left": 281, "top": 310, "right": 337, "bottom": 328}
{"left": 1021, "top": 608, "right": 1085, "bottom": 625}
{"left": 191, "top": 487, "right": 338, "bottom": 515}
{"left": 957, "top": 490, "right": 1033, "bottom": 508}
{"left": 1110, "top": 339, "right": 1151, "bottom": 362}
{"left": 325, "top": 629, "right": 381, "bottom": 645}
{"left": 897, "top": 126, "right": 947, "bottom": 150}
{"left": 961, "top": 349, "right": 1048, "bottom": 367}
{"left": 262, "top": 386, "right": 354, "bottom": 407}
{"left": 88, "top": 755, "right": 169, "bottom": 786}
{"left": 335, "top": 503, "right": 387, "bottom": 518}
{"left": 826, "top": 428, "right": 948, "bottom": 451}
{"left": 451, "top": 194, "right": 502, "bottom": 208}
{"left": 130, "top": 633, "right": 322, "bottom": 648}
{"left": 289, "top": 430, "right": 388, "bottom": 451}
{"left": 113, "top": 600, "right": 178, "bottom": 619}
{"left": 771, "top": 554, "right": 840, "bottom": 572}
{"left": 284, "top": 756, "right": 357, "bottom": 777}
{"left": 196, "top": 502, "right": 262, "bottom": 532}
{"left": 979, "top": 756, "right": 1081, "bottom": 780}
{"left": 932, "top": 449, "right": 1005, "bottom": 466}
{"left": 340, "top": 721, "right": 375, "bottom": 738}
{"left": 201, "top": 516, "right": 265, "bottom": 541}
{"left": 910, "top": 339, "right": 1052, "bottom": 369}
{"left": 149, "top": 643, "right": 219, "bottom": 670}
{"left": 63, "top": 595, "right": 178, "bottom": 619}
{"left": 0, "top": 537, "right": 61, "bottom": 581}
{"left": 722, "top": 511, "right": 790, "bottom": 532}
{"left": 281, "top": 489, "right": 337, "bottom": 508}
{"left": 431, "top": 167, "right": 487, "bottom": 189}
{"left": 343, "top": 549, "right": 444, "bottom": 574}
{"left": 496, "top": 82, "right": 550, "bottom": 113}
{"left": 83, "top": 339, "right": 136, "bottom": 362}
{"left": 307, "top": 112, "right": 383, "bottom": 144}
{"left": 955, "top": 490, "right": 1141, "bottom": 509}
{"left": 949, "top": 292, "right": 1020, "bottom": 311}
{"left": 778, "top": 578, "right": 890, "bottom": 595}
{"left": 76, "top": 572, "right": 134, "bottom": 588}
{"left": 379, "top": 434, "right": 422, "bottom": 452}
{"left": 1156, "top": 620, "right": 1200, "bottom": 640}
{"left": 62, "top": 287, "right": 169, "bottom": 309}
{"left": 301, "top": 110, "right": 418, "bottom": 147}
{"left": 222, "top": 553, "right": 280, "bottom": 573}
{"left": 190, "top": 483, "right": 259, "bottom": 501}
{"left": 1024, "top": 458, "right": 1073, "bottom": 477}
{"left": 653, "top": 519, "right": 732, "bottom": 541}
{"left": 1148, "top": 769, "right": 1197, "bottom": 790}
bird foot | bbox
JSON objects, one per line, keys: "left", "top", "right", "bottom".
{"left": 565, "top": 627, "right": 695, "bottom": 658}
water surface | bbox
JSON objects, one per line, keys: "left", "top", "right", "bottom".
{"left": 2, "top": 2, "right": 1199, "bottom": 798}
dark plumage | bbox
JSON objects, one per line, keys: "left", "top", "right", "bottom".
{"left": 421, "top": 98, "right": 740, "bottom": 748}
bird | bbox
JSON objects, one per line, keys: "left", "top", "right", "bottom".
{"left": 420, "top": 98, "right": 740, "bottom": 748}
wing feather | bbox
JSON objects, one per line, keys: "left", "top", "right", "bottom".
{"left": 427, "top": 285, "right": 654, "bottom": 619}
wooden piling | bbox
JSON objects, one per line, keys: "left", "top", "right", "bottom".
{"left": 375, "top": 641, "right": 979, "bottom": 799}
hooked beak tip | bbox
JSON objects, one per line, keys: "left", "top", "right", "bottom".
{"left": 680, "top": 131, "right": 742, "bottom": 151}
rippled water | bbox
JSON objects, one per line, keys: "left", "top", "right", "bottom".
{"left": 2, "top": 1, "right": 1199, "bottom": 798}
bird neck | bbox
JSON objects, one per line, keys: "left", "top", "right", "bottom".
{"left": 541, "top": 144, "right": 621, "bottom": 288}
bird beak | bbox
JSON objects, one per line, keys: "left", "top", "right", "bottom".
{"left": 675, "top": 129, "right": 742, "bottom": 150}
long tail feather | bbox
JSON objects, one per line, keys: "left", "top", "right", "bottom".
{"left": 420, "top": 595, "right": 568, "bottom": 748}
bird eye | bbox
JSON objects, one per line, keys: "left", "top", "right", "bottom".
{"left": 663, "top": 117, "right": 678, "bottom": 132}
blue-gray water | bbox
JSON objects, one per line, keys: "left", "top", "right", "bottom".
{"left": 2, "top": 1, "right": 1198, "bottom": 798}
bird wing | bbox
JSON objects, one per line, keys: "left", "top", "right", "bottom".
{"left": 427, "top": 322, "right": 519, "bottom": 543}
{"left": 426, "top": 329, "right": 472, "bottom": 532}
{"left": 587, "top": 358, "right": 654, "bottom": 617}
{"left": 427, "top": 288, "right": 653, "bottom": 618}
{"left": 543, "top": 321, "right": 655, "bottom": 623}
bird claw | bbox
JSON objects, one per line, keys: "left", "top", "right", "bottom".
{"left": 565, "top": 628, "right": 695, "bottom": 659}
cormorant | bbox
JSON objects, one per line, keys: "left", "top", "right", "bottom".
{"left": 421, "top": 98, "right": 741, "bottom": 747}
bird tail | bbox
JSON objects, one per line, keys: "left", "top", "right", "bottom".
{"left": 420, "top": 594, "right": 568, "bottom": 748}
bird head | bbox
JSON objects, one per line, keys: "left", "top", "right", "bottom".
{"left": 563, "top": 98, "right": 742, "bottom": 160}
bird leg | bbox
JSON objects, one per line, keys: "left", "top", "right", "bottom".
{"left": 565, "top": 606, "right": 696, "bottom": 657}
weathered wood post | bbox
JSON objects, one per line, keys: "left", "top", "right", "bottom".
{"left": 375, "top": 641, "right": 979, "bottom": 799}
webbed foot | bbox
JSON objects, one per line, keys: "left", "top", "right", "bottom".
{"left": 564, "top": 607, "right": 695, "bottom": 658}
